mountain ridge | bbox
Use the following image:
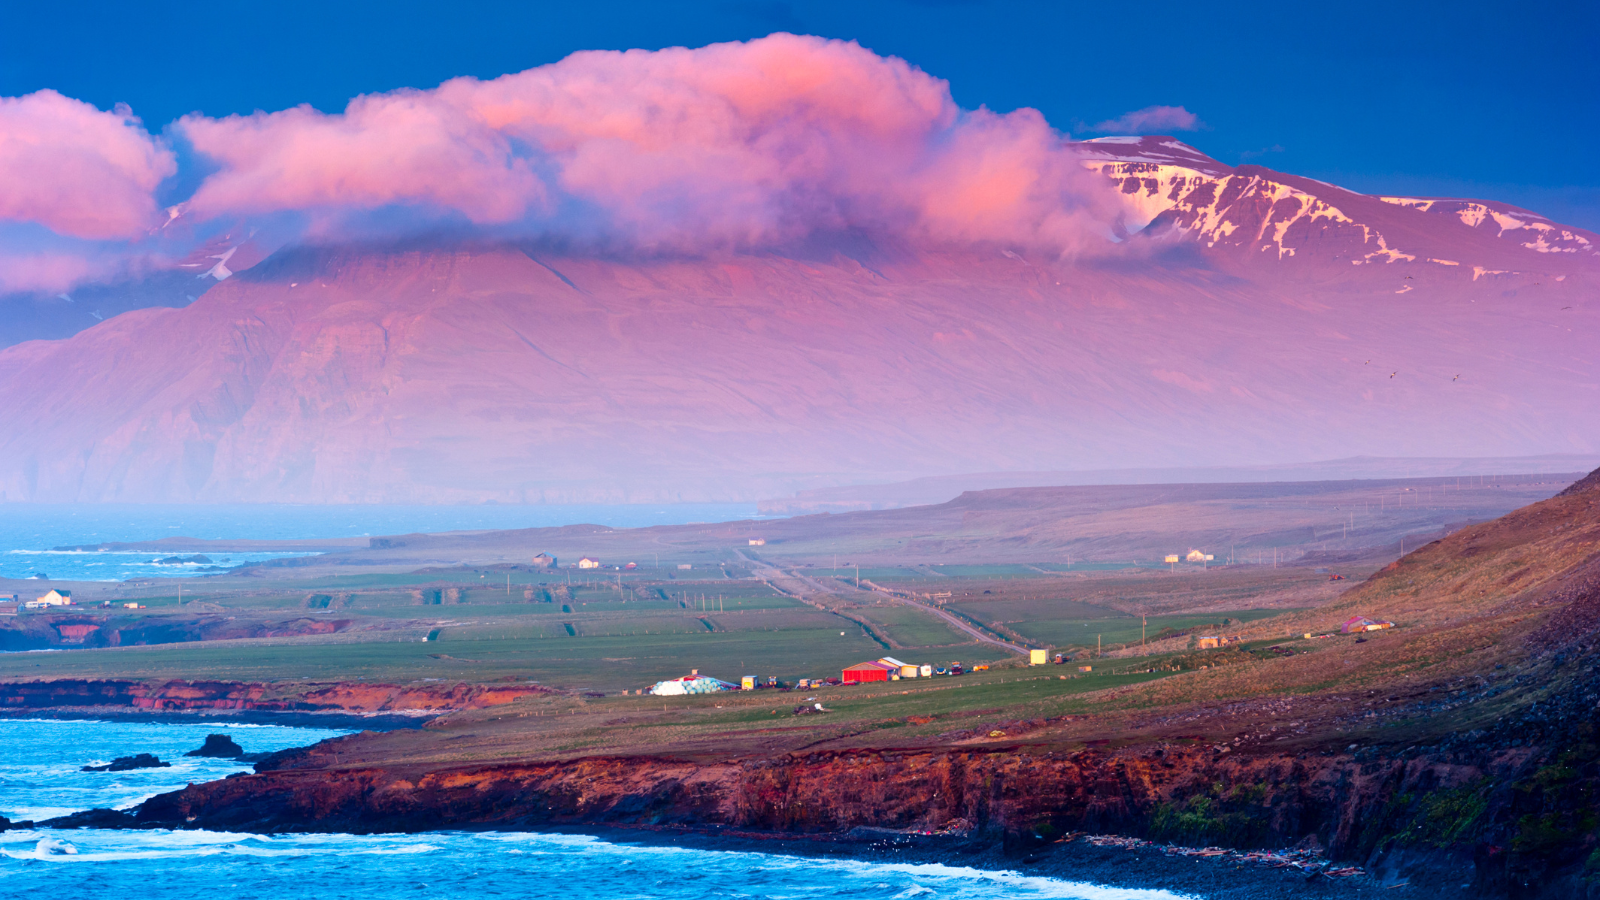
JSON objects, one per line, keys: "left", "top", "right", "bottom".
{"left": 1, "top": 138, "right": 1594, "bottom": 503}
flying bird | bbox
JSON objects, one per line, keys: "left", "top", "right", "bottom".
{"left": 1453, "top": 375, "right": 1460, "bottom": 381}
{"left": 1389, "top": 372, "right": 1397, "bottom": 378}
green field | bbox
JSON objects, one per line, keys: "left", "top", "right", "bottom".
{"left": 0, "top": 619, "right": 1013, "bottom": 689}
{"left": 853, "top": 605, "right": 974, "bottom": 648}
{"left": 1005, "top": 608, "right": 1296, "bottom": 649}
{"left": 627, "top": 665, "right": 1178, "bottom": 730}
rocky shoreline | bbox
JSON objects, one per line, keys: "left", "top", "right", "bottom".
{"left": 29, "top": 738, "right": 1511, "bottom": 898}
{"left": 539, "top": 822, "right": 1395, "bottom": 900}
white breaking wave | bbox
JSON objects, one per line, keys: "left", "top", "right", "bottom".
{"left": 0, "top": 829, "right": 446, "bottom": 863}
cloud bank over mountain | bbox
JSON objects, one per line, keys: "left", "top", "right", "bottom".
{"left": 0, "top": 34, "right": 1134, "bottom": 293}
{"left": 0, "top": 91, "right": 175, "bottom": 239}
{"left": 0, "top": 91, "right": 178, "bottom": 292}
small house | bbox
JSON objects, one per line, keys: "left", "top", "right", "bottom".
{"left": 1078, "top": 665, "right": 1093, "bottom": 673}
{"left": 532, "top": 553, "right": 557, "bottom": 568}
{"left": 1185, "top": 550, "right": 1214, "bottom": 562}
{"left": 33, "top": 589, "right": 72, "bottom": 606}
{"left": 748, "top": 538, "right": 766, "bottom": 546}
{"left": 1195, "top": 635, "right": 1221, "bottom": 649}
{"left": 677, "top": 564, "right": 692, "bottom": 570}
{"left": 624, "top": 562, "right": 637, "bottom": 570}
{"left": 577, "top": 557, "right": 601, "bottom": 569}
{"left": 842, "top": 661, "right": 893, "bottom": 684}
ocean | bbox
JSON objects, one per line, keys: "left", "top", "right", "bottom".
{"left": 0, "top": 503, "right": 764, "bottom": 582}
{"left": 0, "top": 719, "right": 1186, "bottom": 900}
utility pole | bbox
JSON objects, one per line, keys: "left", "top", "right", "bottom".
{"left": 1142, "top": 615, "right": 1146, "bottom": 647}
{"left": 1098, "top": 634, "right": 1101, "bottom": 658}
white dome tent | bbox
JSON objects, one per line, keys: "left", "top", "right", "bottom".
{"left": 649, "top": 673, "right": 737, "bottom": 696}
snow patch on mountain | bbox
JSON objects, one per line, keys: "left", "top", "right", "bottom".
{"left": 1073, "top": 138, "right": 1600, "bottom": 273}
{"left": 1378, "top": 196, "right": 1596, "bottom": 256}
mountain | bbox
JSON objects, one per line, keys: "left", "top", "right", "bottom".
{"left": 1079, "top": 136, "right": 1598, "bottom": 268}
{"left": 0, "top": 228, "right": 271, "bottom": 349}
{"left": 0, "top": 137, "right": 1595, "bottom": 503}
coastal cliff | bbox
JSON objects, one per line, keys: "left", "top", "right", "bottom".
{"left": 50, "top": 731, "right": 1578, "bottom": 898}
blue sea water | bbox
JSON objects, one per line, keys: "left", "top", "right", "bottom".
{"left": 0, "top": 719, "right": 1189, "bottom": 900}
{"left": 0, "top": 718, "right": 353, "bottom": 821}
{"left": 0, "top": 503, "right": 765, "bottom": 582}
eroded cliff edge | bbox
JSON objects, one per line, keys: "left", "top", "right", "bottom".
{"left": 42, "top": 720, "right": 1586, "bottom": 900}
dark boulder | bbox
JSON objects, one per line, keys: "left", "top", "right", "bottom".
{"left": 185, "top": 733, "right": 245, "bottom": 758}
{"left": 41, "top": 808, "right": 134, "bottom": 828}
{"left": 81, "top": 753, "right": 170, "bottom": 772}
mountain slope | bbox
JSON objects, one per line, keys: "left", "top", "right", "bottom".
{"left": 1082, "top": 136, "right": 1599, "bottom": 271}
{"left": 0, "top": 140, "right": 1595, "bottom": 503}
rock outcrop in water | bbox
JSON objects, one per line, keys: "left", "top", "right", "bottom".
{"left": 185, "top": 734, "right": 246, "bottom": 758}
{"left": 81, "top": 753, "right": 170, "bottom": 772}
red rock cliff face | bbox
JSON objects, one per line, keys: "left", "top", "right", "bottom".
{"left": 125, "top": 744, "right": 1494, "bottom": 872}
{"left": 120, "top": 740, "right": 1587, "bottom": 895}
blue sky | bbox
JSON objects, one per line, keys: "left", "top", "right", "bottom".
{"left": 4, "top": 0, "right": 1597, "bottom": 229}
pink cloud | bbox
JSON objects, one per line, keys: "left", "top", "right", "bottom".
{"left": 1088, "top": 105, "right": 1203, "bottom": 135}
{"left": 179, "top": 92, "right": 545, "bottom": 227}
{"left": 0, "top": 33, "right": 1129, "bottom": 292}
{"left": 175, "top": 34, "right": 1117, "bottom": 254}
{"left": 0, "top": 91, "right": 176, "bottom": 240}
{"left": 0, "top": 249, "right": 136, "bottom": 294}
